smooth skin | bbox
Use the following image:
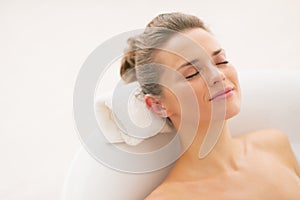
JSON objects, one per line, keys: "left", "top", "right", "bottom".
{"left": 144, "top": 28, "right": 300, "bottom": 200}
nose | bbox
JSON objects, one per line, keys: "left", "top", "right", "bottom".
{"left": 207, "top": 68, "right": 225, "bottom": 87}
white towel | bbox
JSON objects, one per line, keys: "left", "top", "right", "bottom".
{"left": 94, "top": 82, "right": 171, "bottom": 146}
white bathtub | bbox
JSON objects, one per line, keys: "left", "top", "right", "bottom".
{"left": 62, "top": 69, "right": 300, "bottom": 200}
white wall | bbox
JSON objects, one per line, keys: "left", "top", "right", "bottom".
{"left": 0, "top": 0, "right": 299, "bottom": 199}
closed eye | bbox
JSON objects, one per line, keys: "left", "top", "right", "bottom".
{"left": 216, "top": 61, "right": 228, "bottom": 65}
{"left": 213, "top": 49, "right": 228, "bottom": 66}
{"left": 185, "top": 71, "right": 200, "bottom": 79}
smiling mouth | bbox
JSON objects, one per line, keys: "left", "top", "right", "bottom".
{"left": 209, "top": 87, "right": 234, "bottom": 101}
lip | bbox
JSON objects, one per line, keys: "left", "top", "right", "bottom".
{"left": 209, "top": 86, "right": 234, "bottom": 101}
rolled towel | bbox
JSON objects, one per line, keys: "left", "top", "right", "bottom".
{"left": 94, "top": 81, "right": 171, "bottom": 146}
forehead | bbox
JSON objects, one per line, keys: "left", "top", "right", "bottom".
{"left": 153, "top": 28, "right": 221, "bottom": 68}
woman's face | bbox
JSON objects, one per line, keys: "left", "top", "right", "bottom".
{"left": 153, "top": 28, "right": 241, "bottom": 127}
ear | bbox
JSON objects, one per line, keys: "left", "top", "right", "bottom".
{"left": 144, "top": 94, "right": 167, "bottom": 118}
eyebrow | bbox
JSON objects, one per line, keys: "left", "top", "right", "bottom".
{"left": 177, "top": 59, "right": 200, "bottom": 70}
{"left": 212, "top": 48, "right": 223, "bottom": 56}
{"left": 176, "top": 48, "right": 223, "bottom": 70}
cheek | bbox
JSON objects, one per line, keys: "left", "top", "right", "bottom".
{"left": 227, "top": 66, "right": 240, "bottom": 85}
{"left": 162, "top": 81, "right": 205, "bottom": 115}
{"left": 223, "top": 66, "right": 241, "bottom": 95}
{"left": 191, "top": 79, "right": 209, "bottom": 105}
{"left": 230, "top": 68, "right": 241, "bottom": 98}
{"left": 225, "top": 67, "right": 242, "bottom": 116}
{"left": 161, "top": 88, "right": 180, "bottom": 113}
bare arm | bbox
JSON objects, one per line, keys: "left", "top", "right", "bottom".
{"left": 144, "top": 191, "right": 173, "bottom": 200}
{"left": 144, "top": 184, "right": 180, "bottom": 200}
{"left": 268, "top": 129, "right": 300, "bottom": 178}
{"left": 289, "top": 145, "right": 300, "bottom": 178}
{"left": 280, "top": 133, "right": 300, "bottom": 178}
{"left": 295, "top": 160, "right": 300, "bottom": 178}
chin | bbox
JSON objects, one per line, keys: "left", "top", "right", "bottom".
{"left": 225, "top": 99, "right": 241, "bottom": 120}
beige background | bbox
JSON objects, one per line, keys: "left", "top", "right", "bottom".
{"left": 0, "top": 0, "right": 299, "bottom": 199}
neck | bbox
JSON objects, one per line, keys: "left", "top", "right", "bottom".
{"left": 169, "top": 121, "right": 244, "bottom": 181}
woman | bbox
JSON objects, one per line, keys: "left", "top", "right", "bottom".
{"left": 120, "top": 12, "right": 300, "bottom": 199}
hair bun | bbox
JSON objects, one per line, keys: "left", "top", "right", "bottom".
{"left": 120, "top": 37, "right": 138, "bottom": 83}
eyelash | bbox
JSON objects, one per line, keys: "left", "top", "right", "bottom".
{"left": 216, "top": 61, "right": 229, "bottom": 66}
{"left": 185, "top": 71, "right": 200, "bottom": 79}
{"left": 184, "top": 57, "right": 228, "bottom": 80}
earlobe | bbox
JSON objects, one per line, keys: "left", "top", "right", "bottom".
{"left": 152, "top": 104, "right": 167, "bottom": 118}
{"left": 144, "top": 94, "right": 167, "bottom": 118}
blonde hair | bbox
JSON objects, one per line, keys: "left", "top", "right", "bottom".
{"left": 120, "top": 12, "right": 208, "bottom": 95}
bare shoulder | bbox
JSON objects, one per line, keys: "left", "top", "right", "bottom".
{"left": 144, "top": 182, "right": 182, "bottom": 200}
{"left": 241, "top": 129, "right": 298, "bottom": 170}
{"left": 245, "top": 128, "right": 290, "bottom": 150}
